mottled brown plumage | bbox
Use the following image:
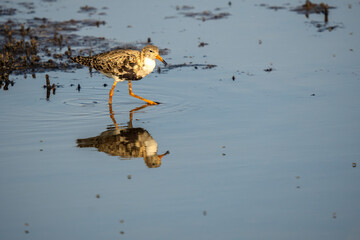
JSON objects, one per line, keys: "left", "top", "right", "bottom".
{"left": 76, "top": 104, "right": 169, "bottom": 168}
{"left": 71, "top": 45, "right": 167, "bottom": 104}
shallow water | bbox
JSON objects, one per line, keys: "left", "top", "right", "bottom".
{"left": 1, "top": 0, "right": 360, "bottom": 239}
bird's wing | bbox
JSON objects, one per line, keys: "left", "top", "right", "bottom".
{"left": 92, "top": 49, "right": 142, "bottom": 80}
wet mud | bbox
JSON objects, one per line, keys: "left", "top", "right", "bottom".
{"left": 0, "top": 16, "right": 108, "bottom": 89}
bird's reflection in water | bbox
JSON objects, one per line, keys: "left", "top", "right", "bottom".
{"left": 76, "top": 104, "right": 169, "bottom": 168}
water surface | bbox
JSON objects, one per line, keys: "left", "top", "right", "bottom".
{"left": 1, "top": 0, "right": 360, "bottom": 239}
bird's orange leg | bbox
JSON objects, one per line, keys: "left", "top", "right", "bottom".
{"left": 108, "top": 103, "right": 119, "bottom": 129}
{"left": 128, "top": 81, "right": 159, "bottom": 105}
{"left": 109, "top": 81, "right": 118, "bottom": 104}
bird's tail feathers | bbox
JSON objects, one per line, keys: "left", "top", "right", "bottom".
{"left": 71, "top": 56, "right": 93, "bottom": 67}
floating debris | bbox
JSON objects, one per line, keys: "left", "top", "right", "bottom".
{"left": 259, "top": 3, "right": 287, "bottom": 11}
{"left": 160, "top": 63, "right": 217, "bottom": 74}
{"left": 198, "top": 42, "right": 208, "bottom": 47}
{"left": 127, "top": 174, "right": 132, "bottom": 180}
{"left": 78, "top": 5, "right": 97, "bottom": 15}
{"left": 0, "top": 6, "right": 17, "bottom": 16}
{"left": 259, "top": 1, "right": 341, "bottom": 32}
{"left": 204, "top": 64, "right": 216, "bottom": 69}
{"left": 352, "top": 163, "right": 356, "bottom": 168}
{"left": 96, "top": 194, "right": 100, "bottom": 198}
{"left": 176, "top": 5, "right": 231, "bottom": 22}
{"left": 184, "top": 11, "right": 230, "bottom": 21}
{"left": 176, "top": 5, "right": 195, "bottom": 11}
{"left": 292, "top": 1, "right": 334, "bottom": 19}
{"left": 292, "top": 1, "right": 341, "bottom": 32}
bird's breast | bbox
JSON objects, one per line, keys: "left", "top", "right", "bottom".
{"left": 136, "top": 57, "right": 156, "bottom": 78}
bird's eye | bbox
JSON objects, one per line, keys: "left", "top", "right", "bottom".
{"left": 149, "top": 50, "right": 153, "bottom": 53}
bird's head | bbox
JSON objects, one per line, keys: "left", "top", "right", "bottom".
{"left": 142, "top": 45, "right": 167, "bottom": 66}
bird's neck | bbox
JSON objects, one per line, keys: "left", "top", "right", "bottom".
{"left": 141, "top": 57, "right": 156, "bottom": 74}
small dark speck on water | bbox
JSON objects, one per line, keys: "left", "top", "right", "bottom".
{"left": 76, "top": 84, "right": 81, "bottom": 91}
{"left": 25, "top": 230, "right": 29, "bottom": 234}
{"left": 147, "top": 37, "right": 151, "bottom": 43}
{"left": 120, "top": 231, "right": 125, "bottom": 235}
{"left": 127, "top": 174, "right": 132, "bottom": 180}
{"left": 228, "top": 1, "right": 232, "bottom": 6}
{"left": 333, "top": 212, "right": 337, "bottom": 219}
{"left": 352, "top": 163, "right": 356, "bottom": 168}
{"left": 24, "top": 222, "right": 29, "bottom": 226}
{"left": 203, "top": 210, "right": 207, "bottom": 216}
{"left": 96, "top": 194, "right": 100, "bottom": 198}
{"left": 232, "top": 76, "right": 235, "bottom": 81}
{"left": 222, "top": 153, "right": 226, "bottom": 156}
{"left": 120, "top": 220, "right": 124, "bottom": 223}
{"left": 311, "top": 93, "right": 316, "bottom": 96}
{"left": 40, "top": 149, "right": 43, "bottom": 151}
{"left": 103, "top": 83, "right": 107, "bottom": 87}
{"left": 198, "top": 42, "right": 208, "bottom": 47}
{"left": 264, "top": 68, "right": 273, "bottom": 72}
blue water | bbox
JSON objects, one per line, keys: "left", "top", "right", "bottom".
{"left": 1, "top": 0, "right": 360, "bottom": 239}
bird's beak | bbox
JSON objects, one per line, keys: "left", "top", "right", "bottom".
{"left": 158, "top": 150, "right": 170, "bottom": 160}
{"left": 156, "top": 54, "right": 167, "bottom": 66}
